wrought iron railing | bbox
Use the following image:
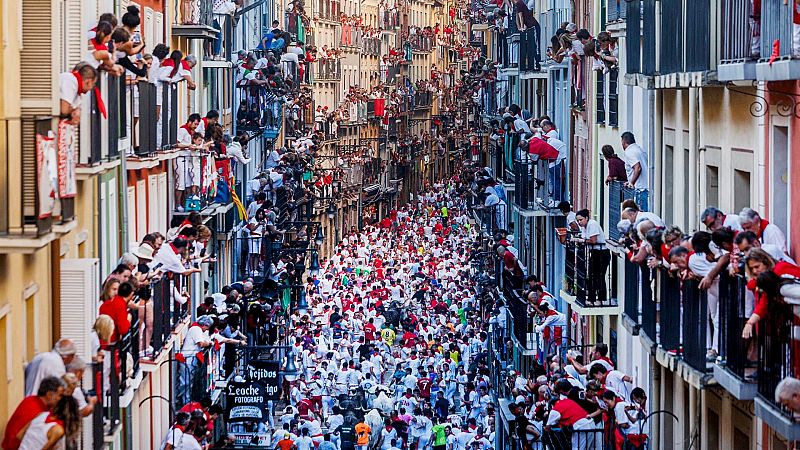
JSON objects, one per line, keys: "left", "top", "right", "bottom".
{"left": 759, "top": 0, "right": 795, "bottom": 61}
{"left": 718, "top": 272, "right": 753, "bottom": 380}
{"left": 756, "top": 292, "right": 800, "bottom": 421}
{"left": 721, "top": 0, "right": 759, "bottom": 62}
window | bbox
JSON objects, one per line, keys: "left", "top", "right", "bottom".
{"left": 734, "top": 169, "right": 751, "bottom": 214}
{"left": 772, "top": 125, "right": 790, "bottom": 233}
{"left": 608, "top": 68, "right": 619, "bottom": 127}
{"left": 25, "top": 294, "right": 37, "bottom": 362}
{"left": 596, "top": 71, "right": 606, "bottom": 124}
{"left": 705, "top": 165, "right": 719, "bottom": 207}
{"left": 663, "top": 144, "right": 674, "bottom": 224}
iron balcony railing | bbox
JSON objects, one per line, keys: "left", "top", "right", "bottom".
{"left": 607, "top": 0, "right": 626, "bottom": 22}
{"left": 721, "top": 0, "right": 760, "bottom": 62}
{"left": 623, "top": 258, "right": 640, "bottom": 321}
{"left": 340, "top": 27, "right": 361, "bottom": 49}
{"left": 362, "top": 37, "right": 381, "bottom": 56}
{"left": 756, "top": 290, "right": 800, "bottom": 421}
{"left": 658, "top": 269, "right": 682, "bottom": 353}
{"left": 414, "top": 92, "right": 433, "bottom": 108}
{"left": 315, "top": 59, "right": 342, "bottom": 81}
{"left": 759, "top": 0, "right": 796, "bottom": 61}
{"left": 657, "top": 0, "right": 712, "bottom": 74}
{"left": 408, "top": 34, "right": 436, "bottom": 52}
{"left": 512, "top": 158, "right": 562, "bottom": 211}
{"left": 717, "top": 273, "right": 754, "bottom": 381}
{"left": 640, "top": 266, "right": 656, "bottom": 340}
{"left": 150, "top": 274, "right": 190, "bottom": 355}
{"left": 606, "top": 181, "right": 638, "bottom": 240}
{"left": 518, "top": 26, "right": 541, "bottom": 71}
{"left": 563, "top": 241, "right": 614, "bottom": 307}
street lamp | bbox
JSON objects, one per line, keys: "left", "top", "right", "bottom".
{"left": 314, "top": 226, "right": 325, "bottom": 246}
{"left": 284, "top": 348, "right": 299, "bottom": 376}
{"left": 295, "top": 288, "right": 309, "bottom": 314}
{"left": 309, "top": 250, "right": 321, "bottom": 277}
{"left": 327, "top": 202, "right": 336, "bottom": 219}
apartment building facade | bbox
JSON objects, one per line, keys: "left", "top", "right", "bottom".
{"left": 474, "top": 0, "right": 800, "bottom": 448}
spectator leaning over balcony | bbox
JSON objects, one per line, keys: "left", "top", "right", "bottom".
{"left": 738, "top": 207, "right": 788, "bottom": 254}
{"left": 2, "top": 376, "right": 65, "bottom": 450}
{"left": 620, "top": 132, "right": 649, "bottom": 210}
{"left": 541, "top": 132, "right": 567, "bottom": 203}
{"left": 195, "top": 109, "right": 219, "bottom": 137}
{"left": 700, "top": 206, "right": 743, "bottom": 232}
{"left": 507, "top": 104, "right": 532, "bottom": 133}
{"left": 59, "top": 64, "right": 98, "bottom": 118}
{"left": 733, "top": 230, "right": 795, "bottom": 265}
{"left": 86, "top": 20, "right": 121, "bottom": 75}
{"left": 775, "top": 377, "right": 800, "bottom": 414}
{"left": 601, "top": 145, "right": 627, "bottom": 184}
{"left": 177, "top": 315, "right": 214, "bottom": 406}
{"left": 99, "top": 281, "right": 134, "bottom": 343}
{"left": 574, "top": 209, "right": 610, "bottom": 306}
{"left": 687, "top": 232, "right": 728, "bottom": 360}
{"left": 23, "top": 340, "right": 77, "bottom": 397}
{"left": 65, "top": 357, "right": 98, "bottom": 417}
{"left": 154, "top": 237, "right": 203, "bottom": 276}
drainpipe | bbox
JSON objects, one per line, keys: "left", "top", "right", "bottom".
{"left": 688, "top": 87, "right": 698, "bottom": 231}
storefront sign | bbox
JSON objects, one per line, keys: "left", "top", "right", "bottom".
{"left": 245, "top": 360, "right": 281, "bottom": 400}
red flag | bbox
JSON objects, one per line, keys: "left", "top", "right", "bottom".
{"left": 196, "top": 351, "right": 206, "bottom": 364}
{"left": 769, "top": 39, "right": 780, "bottom": 66}
{"left": 175, "top": 353, "right": 186, "bottom": 363}
{"left": 94, "top": 87, "right": 107, "bottom": 119}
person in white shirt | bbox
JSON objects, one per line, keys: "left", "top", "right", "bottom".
{"left": 59, "top": 65, "right": 98, "bottom": 117}
{"left": 24, "top": 340, "right": 77, "bottom": 396}
{"left": 739, "top": 207, "right": 788, "bottom": 254}
{"left": 688, "top": 232, "right": 722, "bottom": 358}
{"left": 160, "top": 412, "right": 191, "bottom": 450}
{"left": 575, "top": 209, "right": 610, "bottom": 305}
{"left": 177, "top": 316, "right": 213, "bottom": 406}
{"left": 621, "top": 131, "right": 650, "bottom": 209}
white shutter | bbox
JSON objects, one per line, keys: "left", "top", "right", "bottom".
{"left": 64, "top": 0, "right": 84, "bottom": 70}
{"left": 157, "top": 172, "right": 167, "bottom": 232}
{"left": 127, "top": 185, "right": 137, "bottom": 244}
{"left": 144, "top": 7, "right": 154, "bottom": 52}
{"left": 60, "top": 258, "right": 100, "bottom": 450}
{"left": 59, "top": 258, "right": 100, "bottom": 360}
{"left": 107, "top": 178, "right": 119, "bottom": 262}
{"left": 154, "top": 12, "right": 164, "bottom": 49}
{"left": 148, "top": 174, "right": 159, "bottom": 233}
{"left": 136, "top": 180, "right": 146, "bottom": 242}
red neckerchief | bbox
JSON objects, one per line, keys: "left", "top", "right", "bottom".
{"left": 169, "top": 243, "right": 180, "bottom": 254}
{"left": 180, "top": 123, "right": 193, "bottom": 134}
{"left": 73, "top": 71, "right": 87, "bottom": 94}
{"left": 73, "top": 71, "right": 107, "bottom": 118}
{"left": 91, "top": 37, "right": 107, "bottom": 51}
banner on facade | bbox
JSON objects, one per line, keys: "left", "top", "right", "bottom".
{"left": 57, "top": 119, "right": 78, "bottom": 199}
{"left": 36, "top": 131, "right": 57, "bottom": 219}
{"left": 245, "top": 360, "right": 281, "bottom": 400}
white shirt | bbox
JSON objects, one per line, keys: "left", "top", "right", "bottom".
{"left": 177, "top": 126, "right": 193, "bottom": 145}
{"left": 153, "top": 244, "right": 186, "bottom": 274}
{"left": 59, "top": 72, "right": 83, "bottom": 109}
{"left": 24, "top": 351, "right": 66, "bottom": 396}
{"left": 160, "top": 426, "right": 185, "bottom": 450}
{"left": 762, "top": 222, "right": 788, "bottom": 254}
{"left": 580, "top": 219, "right": 606, "bottom": 245}
{"left": 623, "top": 143, "right": 649, "bottom": 190}
{"left": 513, "top": 118, "right": 531, "bottom": 134}
{"left": 181, "top": 325, "right": 210, "bottom": 354}
{"left": 604, "top": 370, "right": 630, "bottom": 400}
{"left": 547, "top": 137, "right": 568, "bottom": 167}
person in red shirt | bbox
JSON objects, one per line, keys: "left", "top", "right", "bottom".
{"left": 98, "top": 281, "right": 134, "bottom": 342}
{"left": 417, "top": 371, "right": 432, "bottom": 401}
{"left": 364, "top": 318, "right": 377, "bottom": 341}
{"left": 2, "top": 376, "right": 64, "bottom": 450}
{"left": 526, "top": 137, "right": 559, "bottom": 160}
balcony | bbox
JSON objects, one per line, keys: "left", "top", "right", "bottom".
{"left": 503, "top": 278, "right": 538, "bottom": 354}
{"left": 714, "top": 273, "right": 757, "bottom": 400}
{"left": 511, "top": 158, "right": 564, "bottom": 214}
{"left": 413, "top": 92, "right": 433, "bottom": 109}
{"left": 0, "top": 116, "right": 78, "bottom": 247}
{"left": 625, "top": 0, "right": 657, "bottom": 77}
{"left": 362, "top": 37, "right": 381, "bottom": 56}
{"left": 340, "top": 27, "right": 362, "bottom": 49}
{"left": 133, "top": 81, "right": 180, "bottom": 156}
{"left": 315, "top": 0, "right": 340, "bottom": 22}
{"left": 518, "top": 27, "right": 541, "bottom": 72}
{"left": 408, "top": 34, "right": 435, "bottom": 53}
{"left": 315, "top": 59, "right": 341, "bottom": 81}
{"left": 562, "top": 241, "right": 619, "bottom": 315}
{"left": 753, "top": 293, "right": 800, "bottom": 440}
{"left": 381, "top": 10, "right": 400, "bottom": 30}
{"left": 235, "top": 85, "right": 283, "bottom": 138}
{"left": 171, "top": 0, "right": 220, "bottom": 39}
{"left": 755, "top": 0, "right": 800, "bottom": 81}
{"left": 717, "top": 0, "right": 759, "bottom": 81}
{"left": 606, "top": 180, "right": 638, "bottom": 241}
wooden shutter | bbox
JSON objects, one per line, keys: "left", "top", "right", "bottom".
{"left": 154, "top": 12, "right": 164, "bottom": 48}
{"left": 21, "top": 0, "right": 55, "bottom": 221}
{"left": 64, "top": 0, "right": 84, "bottom": 70}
